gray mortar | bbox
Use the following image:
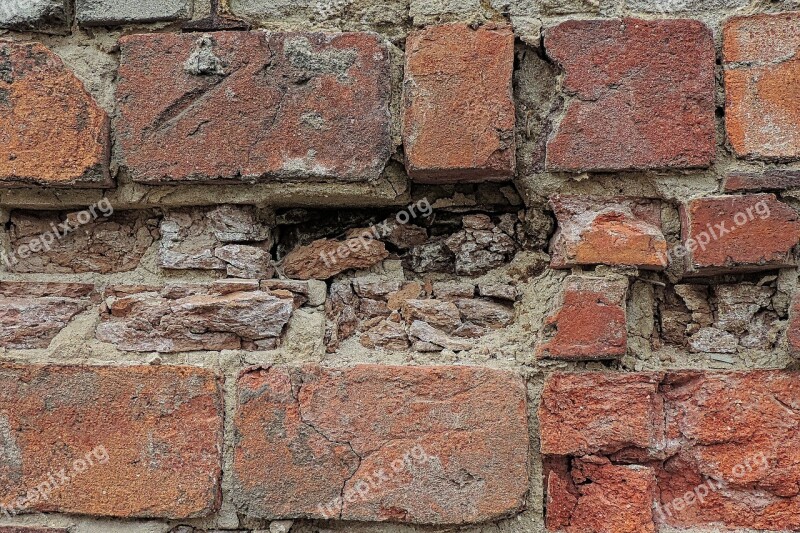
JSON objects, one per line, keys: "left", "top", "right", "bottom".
{"left": 0, "top": 0, "right": 799, "bottom": 532}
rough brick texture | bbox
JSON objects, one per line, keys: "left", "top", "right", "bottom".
{"left": 680, "top": 194, "right": 800, "bottom": 274}
{"left": 403, "top": 24, "right": 515, "bottom": 183}
{"left": 0, "top": 364, "right": 223, "bottom": 518}
{"left": 116, "top": 31, "right": 391, "bottom": 184}
{"left": 541, "top": 371, "right": 800, "bottom": 532}
{"left": 549, "top": 196, "right": 667, "bottom": 269}
{"left": 724, "top": 12, "right": 800, "bottom": 160}
{"left": 537, "top": 276, "right": 628, "bottom": 360}
{"left": 233, "top": 365, "right": 529, "bottom": 524}
{"left": 0, "top": 42, "right": 110, "bottom": 187}
{"left": 0, "top": 528, "right": 68, "bottom": 533}
{"left": 545, "top": 18, "right": 716, "bottom": 171}
{"left": 0, "top": 0, "right": 68, "bottom": 31}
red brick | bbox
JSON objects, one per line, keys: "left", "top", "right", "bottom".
{"left": 402, "top": 24, "right": 515, "bottom": 183}
{"left": 723, "top": 12, "right": 800, "bottom": 160}
{"left": 679, "top": 194, "right": 800, "bottom": 274}
{"left": 723, "top": 171, "right": 800, "bottom": 192}
{"left": 539, "top": 372, "right": 664, "bottom": 456}
{"left": 546, "top": 456, "right": 657, "bottom": 533}
{"left": 537, "top": 276, "right": 628, "bottom": 360}
{"left": 116, "top": 31, "right": 391, "bottom": 183}
{"left": 0, "top": 364, "right": 223, "bottom": 518}
{"left": 233, "top": 365, "right": 529, "bottom": 524}
{"left": 0, "top": 282, "right": 95, "bottom": 349}
{"left": 549, "top": 195, "right": 667, "bottom": 269}
{"left": 0, "top": 42, "right": 110, "bottom": 187}
{"left": 545, "top": 19, "right": 716, "bottom": 171}
{"left": 658, "top": 371, "right": 800, "bottom": 530}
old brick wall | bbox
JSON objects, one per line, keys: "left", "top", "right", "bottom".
{"left": 1, "top": 0, "right": 800, "bottom": 532}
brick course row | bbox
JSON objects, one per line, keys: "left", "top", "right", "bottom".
{"left": 5, "top": 14, "right": 800, "bottom": 188}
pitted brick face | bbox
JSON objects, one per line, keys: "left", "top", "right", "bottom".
{"left": 116, "top": 31, "right": 392, "bottom": 184}
{"left": 0, "top": 364, "right": 223, "bottom": 519}
{"left": 545, "top": 18, "right": 716, "bottom": 171}
{"left": 0, "top": 42, "right": 110, "bottom": 187}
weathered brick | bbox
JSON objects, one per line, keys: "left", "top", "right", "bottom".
{"left": 409, "top": 0, "right": 482, "bottom": 24}
{"left": 7, "top": 210, "right": 159, "bottom": 274}
{"left": 723, "top": 12, "right": 800, "bottom": 160}
{"left": 537, "top": 276, "right": 628, "bottom": 360}
{"left": 0, "top": 0, "right": 68, "bottom": 31}
{"left": 0, "top": 42, "right": 110, "bottom": 187}
{"left": 658, "top": 371, "right": 800, "bottom": 530}
{"left": 679, "top": 194, "right": 800, "bottom": 274}
{"left": 233, "top": 365, "right": 529, "bottom": 523}
{"left": 0, "top": 364, "right": 223, "bottom": 518}
{"left": 403, "top": 24, "right": 515, "bottom": 183}
{"left": 549, "top": 195, "right": 667, "bottom": 269}
{"left": 545, "top": 18, "right": 716, "bottom": 171}
{"left": 96, "top": 283, "right": 294, "bottom": 352}
{"left": 0, "top": 282, "right": 95, "bottom": 349}
{"left": 539, "top": 372, "right": 663, "bottom": 456}
{"left": 723, "top": 171, "right": 800, "bottom": 192}
{"left": 76, "top": 0, "right": 192, "bottom": 25}
{"left": 545, "top": 456, "right": 657, "bottom": 533}
{"left": 116, "top": 31, "right": 391, "bottom": 184}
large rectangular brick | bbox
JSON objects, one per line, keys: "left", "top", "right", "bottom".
{"left": 545, "top": 18, "right": 716, "bottom": 171}
{"left": 0, "top": 364, "right": 223, "bottom": 519}
{"left": 723, "top": 171, "right": 800, "bottom": 192}
{"left": 536, "top": 275, "right": 628, "bottom": 360}
{"left": 679, "top": 194, "right": 800, "bottom": 274}
{"left": 0, "top": 282, "right": 95, "bottom": 349}
{"left": 76, "top": 0, "right": 192, "bottom": 25}
{"left": 116, "top": 31, "right": 391, "bottom": 184}
{"left": 0, "top": 42, "right": 110, "bottom": 187}
{"left": 541, "top": 371, "right": 800, "bottom": 532}
{"left": 724, "top": 12, "right": 800, "bottom": 160}
{"left": 233, "top": 364, "right": 529, "bottom": 524}
{"left": 96, "top": 283, "right": 295, "bottom": 352}
{"left": 549, "top": 195, "right": 667, "bottom": 270}
{"left": 403, "top": 24, "right": 515, "bottom": 183}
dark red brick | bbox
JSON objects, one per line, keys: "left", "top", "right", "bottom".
{"left": 116, "top": 31, "right": 391, "bottom": 183}
{"left": 233, "top": 364, "right": 529, "bottom": 524}
{"left": 723, "top": 171, "right": 800, "bottom": 192}
{"left": 0, "top": 42, "right": 110, "bottom": 187}
{"left": 403, "top": 24, "right": 515, "bottom": 183}
{"left": 679, "top": 194, "right": 800, "bottom": 274}
{"left": 537, "top": 276, "right": 628, "bottom": 360}
{"left": 0, "top": 364, "right": 223, "bottom": 519}
{"left": 545, "top": 18, "right": 716, "bottom": 171}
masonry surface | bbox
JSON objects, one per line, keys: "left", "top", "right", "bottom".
{"left": 2, "top": 1, "right": 800, "bottom": 533}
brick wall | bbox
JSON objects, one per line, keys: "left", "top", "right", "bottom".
{"left": 1, "top": 1, "right": 800, "bottom": 533}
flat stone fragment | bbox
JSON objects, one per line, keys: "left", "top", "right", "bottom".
{"left": 282, "top": 238, "right": 388, "bottom": 280}
{"left": 76, "top": 0, "right": 192, "bottom": 25}
{"left": 723, "top": 12, "right": 800, "bottom": 160}
{"left": 545, "top": 18, "right": 716, "bottom": 171}
{"left": 0, "top": 42, "right": 110, "bottom": 187}
{"left": 0, "top": 364, "right": 223, "bottom": 519}
{"left": 116, "top": 31, "right": 392, "bottom": 184}
{"left": 233, "top": 365, "right": 529, "bottom": 524}
{"left": 0, "top": 282, "right": 95, "bottom": 348}
{"left": 403, "top": 23, "right": 515, "bottom": 183}
{"left": 96, "top": 284, "right": 295, "bottom": 352}
{"left": 0, "top": 0, "right": 68, "bottom": 31}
